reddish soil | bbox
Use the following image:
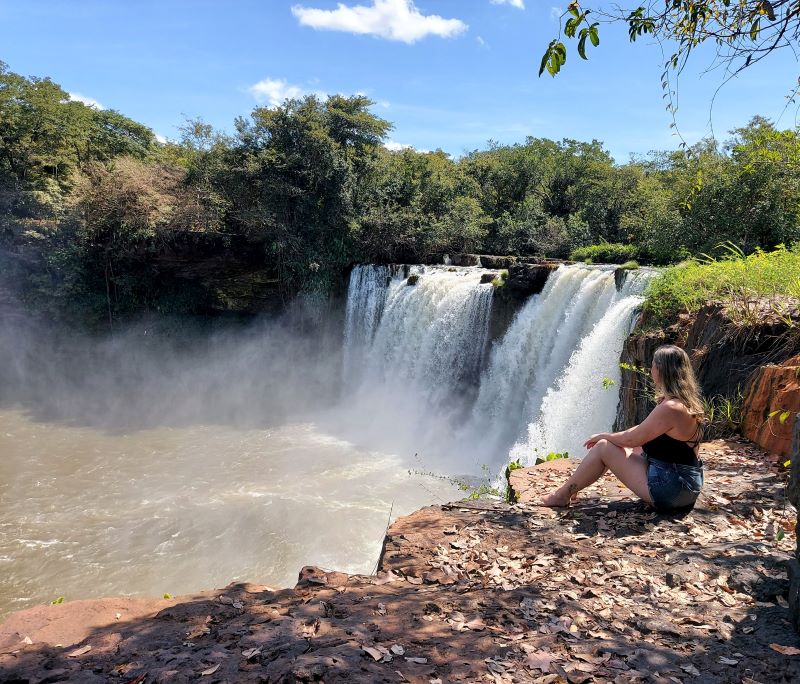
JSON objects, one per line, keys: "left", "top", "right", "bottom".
{"left": 0, "top": 439, "right": 797, "bottom": 683}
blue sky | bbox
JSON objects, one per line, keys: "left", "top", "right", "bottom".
{"left": 1, "top": 0, "right": 797, "bottom": 162}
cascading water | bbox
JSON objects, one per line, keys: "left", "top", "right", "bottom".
{"left": 336, "top": 265, "right": 494, "bottom": 459}
{"left": 340, "top": 262, "right": 654, "bottom": 469}
{"left": 508, "top": 267, "right": 654, "bottom": 464}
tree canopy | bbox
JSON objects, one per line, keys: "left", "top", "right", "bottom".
{"left": 1, "top": 63, "right": 799, "bottom": 324}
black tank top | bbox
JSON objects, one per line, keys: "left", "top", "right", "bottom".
{"left": 642, "top": 423, "right": 703, "bottom": 467}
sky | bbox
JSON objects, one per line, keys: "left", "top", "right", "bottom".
{"left": 0, "top": 0, "right": 797, "bottom": 163}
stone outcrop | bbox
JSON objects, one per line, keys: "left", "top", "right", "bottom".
{"left": 788, "top": 415, "right": 800, "bottom": 632}
{"left": 616, "top": 303, "right": 798, "bottom": 430}
{"left": 506, "top": 262, "right": 560, "bottom": 297}
{"left": 741, "top": 355, "right": 800, "bottom": 457}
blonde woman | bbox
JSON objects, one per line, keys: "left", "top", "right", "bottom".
{"left": 540, "top": 345, "right": 705, "bottom": 511}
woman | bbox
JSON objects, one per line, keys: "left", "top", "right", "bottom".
{"left": 540, "top": 345, "right": 705, "bottom": 512}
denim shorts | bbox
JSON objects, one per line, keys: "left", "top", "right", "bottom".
{"left": 645, "top": 456, "right": 704, "bottom": 512}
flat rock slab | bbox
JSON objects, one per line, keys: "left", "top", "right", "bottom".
{"left": 1, "top": 440, "right": 797, "bottom": 683}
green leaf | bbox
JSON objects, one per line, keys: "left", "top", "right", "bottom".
{"left": 749, "top": 18, "right": 760, "bottom": 40}
{"left": 163, "top": 592, "right": 172, "bottom": 599}
{"left": 784, "top": 460, "right": 792, "bottom": 468}
{"left": 776, "top": 528, "right": 785, "bottom": 541}
{"left": 578, "top": 32, "right": 588, "bottom": 60}
{"left": 779, "top": 411, "right": 791, "bottom": 424}
{"left": 51, "top": 596, "right": 65, "bottom": 605}
{"left": 589, "top": 24, "right": 600, "bottom": 47}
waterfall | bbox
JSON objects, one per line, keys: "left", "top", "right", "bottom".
{"left": 341, "top": 262, "right": 653, "bottom": 470}
{"left": 337, "top": 265, "right": 494, "bottom": 457}
{"left": 508, "top": 270, "right": 653, "bottom": 464}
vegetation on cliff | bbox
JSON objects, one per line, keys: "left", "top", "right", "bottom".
{"left": 643, "top": 243, "right": 800, "bottom": 324}
{"left": 2, "top": 61, "right": 799, "bottom": 323}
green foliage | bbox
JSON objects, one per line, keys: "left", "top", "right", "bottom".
{"left": 703, "top": 391, "right": 744, "bottom": 439}
{"left": 535, "top": 451, "right": 569, "bottom": 465}
{"left": 543, "top": 2, "right": 796, "bottom": 93}
{"left": 4, "top": 62, "right": 800, "bottom": 324}
{"left": 504, "top": 458, "right": 524, "bottom": 503}
{"left": 51, "top": 596, "right": 65, "bottom": 604}
{"left": 602, "top": 377, "right": 616, "bottom": 389}
{"left": 643, "top": 243, "right": 800, "bottom": 324}
{"left": 570, "top": 243, "right": 638, "bottom": 264}
{"left": 619, "top": 260, "right": 639, "bottom": 270}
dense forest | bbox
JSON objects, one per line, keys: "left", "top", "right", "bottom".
{"left": 1, "top": 61, "right": 798, "bottom": 324}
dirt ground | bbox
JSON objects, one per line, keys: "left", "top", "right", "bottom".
{"left": 0, "top": 439, "right": 797, "bottom": 683}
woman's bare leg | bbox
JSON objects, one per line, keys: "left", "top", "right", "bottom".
{"left": 539, "top": 439, "right": 652, "bottom": 507}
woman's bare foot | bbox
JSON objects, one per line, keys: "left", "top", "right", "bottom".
{"left": 538, "top": 489, "right": 576, "bottom": 507}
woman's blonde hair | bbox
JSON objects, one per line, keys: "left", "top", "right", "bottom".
{"left": 653, "top": 345, "right": 705, "bottom": 420}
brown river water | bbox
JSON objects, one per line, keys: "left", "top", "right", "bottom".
{"left": 0, "top": 409, "right": 459, "bottom": 619}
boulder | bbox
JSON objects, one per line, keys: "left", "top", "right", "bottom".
{"left": 741, "top": 355, "right": 800, "bottom": 457}
{"left": 479, "top": 255, "right": 517, "bottom": 269}
{"left": 449, "top": 254, "right": 481, "bottom": 267}
{"left": 479, "top": 272, "right": 498, "bottom": 285}
{"left": 506, "top": 263, "right": 558, "bottom": 297}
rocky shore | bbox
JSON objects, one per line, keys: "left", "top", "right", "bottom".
{"left": 1, "top": 439, "right": 796, "bottom": 683}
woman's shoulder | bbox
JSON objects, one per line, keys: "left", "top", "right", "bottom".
{"left": 658, "top": 397, "right": 693, "bottom": 416}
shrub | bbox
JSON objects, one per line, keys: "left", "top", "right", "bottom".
{"left": 619, "top": 260, "right": 639, "bottom": 270}
{"left": 570, "top": 243, "right": 639, "bottom": 264}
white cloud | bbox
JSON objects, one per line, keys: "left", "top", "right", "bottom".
{"left": 385, "top": 140, "right": 430, "bottom": 153}
{"left": 155, "top": 133, "right": 167, "bottom": 144}
{"left": 476, "top": 35, "right": 487, "bottom": 48}
{"left": 291, "top": 0, "right": 468, "bottom": 44}
{"left": 491, "top": 0, "right": 525, "bottom": 8}
{"left": 248, "top": 78, "right": 306, "bottom": 106}
{"left": 68, "top": 92, "right": 104, "bottom": 109}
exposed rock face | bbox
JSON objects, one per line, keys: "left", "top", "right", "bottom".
{"left": 506, "top": 262, "right": 560, "bottom": 297}
{"left": 616, "top": 303, "right": 797, "bottom": 430}
{"left": 479, "top": 255, "right": 517, "bottom": 269}
{"left": 741, "top": 355, "right": 800, "bottom": 457}
{"left": 448, "top": 253, "right": 481, "bottom": 267}
{"left": 789, "top": 415, "right": 800, "bottom": 632}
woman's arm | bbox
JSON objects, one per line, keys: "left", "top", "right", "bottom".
{"left": 584, "top": 401, "right": 677, "bottom": 450}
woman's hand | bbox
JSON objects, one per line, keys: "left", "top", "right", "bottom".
{"left": 584, "top": 433, "right": 609, "bottom": 449}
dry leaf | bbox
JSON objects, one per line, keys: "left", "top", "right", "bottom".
{"left": 362, "top": 646, "right": 384, "bottom": 661}
{"left": 232, "top": 601, "right": 244, "bottom": 610}
{"left": 200, "top": 664, "right": 220, "bottom": 676}
{"left": 526, "top": 649, "right": 554, "bottom": 673}
{"left": 769, "top": 644, "right": 800, "bottom": 656}
{"left": 718, "top": 656, "right": 739, "bottom": 665}
{"left": 391, "top": 645, "right": 406, "bottom": 655}
{"left": 68, "top": 645, "right": 91, "bottom": 657}
{"left": 242, "top": 648, "right": 261, "bottom": 659}
{"left": 21, "top": 636, "right": 33, "bottom": 645}
{"left": 681, "top": 663, "right": 700, "bottom": 676}
{"left": 405, "top": 656, "right": 428, "bottom": 664}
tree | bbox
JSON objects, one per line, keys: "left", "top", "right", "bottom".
{"left": 542, "top": 1, "right": 799, "bottom": 90}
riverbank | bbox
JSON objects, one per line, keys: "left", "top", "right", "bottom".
{"left": 1, "top": 439, "right": 796, "bottom": 683}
